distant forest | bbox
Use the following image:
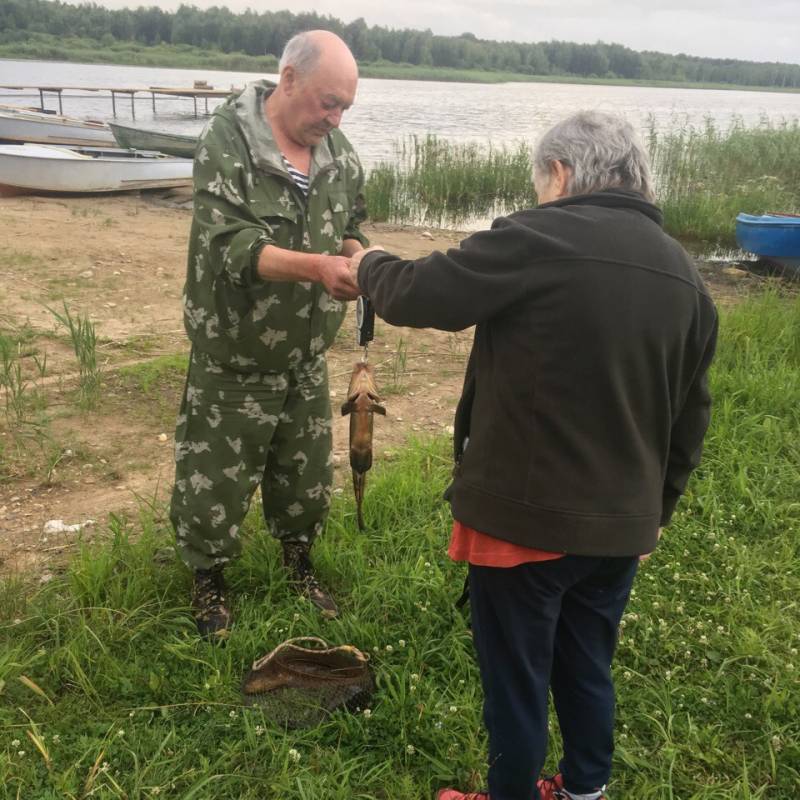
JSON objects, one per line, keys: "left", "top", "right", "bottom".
{"left": 2, "top": 0, "right": 800, "bottom": 89}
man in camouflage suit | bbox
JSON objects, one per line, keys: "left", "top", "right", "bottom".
{"left": 170, "top": 30, "right": 368, "bottom": 637}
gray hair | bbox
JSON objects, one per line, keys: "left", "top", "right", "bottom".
{"left": 279, "top": 32, "right": 322, "bottom": 76}
{"left": 533, "top": 111, "right": 655, "bottom": 202}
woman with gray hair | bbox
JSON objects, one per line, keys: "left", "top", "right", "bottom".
{"left": 350, "top": 111, "right": 717, "bottom": 800}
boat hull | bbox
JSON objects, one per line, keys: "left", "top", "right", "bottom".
{"left": 736, "top": 213, "right": 800, "bottom": 258}
{"left": 0, "top": 144, "right": 193, "bottom": 195}
{"left": 109, "top": 123, "right": 197, "bottom": 159}
{"left": 0, "top": 106, "right": 115, "bottom": 148}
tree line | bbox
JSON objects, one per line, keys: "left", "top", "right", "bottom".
{"left": 2, "top": 0, "right": 799, "bottom": 89}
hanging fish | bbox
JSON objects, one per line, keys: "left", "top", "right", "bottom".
{"left": 341, "top": 362, "right": 385, "bottom": 530}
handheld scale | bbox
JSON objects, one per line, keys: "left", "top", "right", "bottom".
{"left": 356, "top": 295, "right": 375, "bottom": 360}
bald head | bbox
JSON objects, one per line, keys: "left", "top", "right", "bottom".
{"left": 279, "top": 30, "right": 358, "bottom": 83}
{"left": 269, "top": 30, "right": 359, "bottom": 149}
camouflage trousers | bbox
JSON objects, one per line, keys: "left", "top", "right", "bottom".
{"left": 169, "top": 349, "right": 334, "bottom": 571}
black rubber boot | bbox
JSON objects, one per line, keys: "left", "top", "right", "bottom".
{"left": 282, "top": 541, "right": 339, "bottom": 619}
{"left": 191, "top": 566, "right": 232, "bottom": 640}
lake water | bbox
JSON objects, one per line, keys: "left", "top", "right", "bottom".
{"left": 2, "top": 58, "right": 799, "bottom": 167}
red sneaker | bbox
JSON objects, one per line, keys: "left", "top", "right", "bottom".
{"left": 537, "top": 773, "right": 606, "bottom": 799}
{"left": 436, "top": 790, "right": 489, "bottom": 800}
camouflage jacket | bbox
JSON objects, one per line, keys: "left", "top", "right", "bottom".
{"left": 182, "top": 79, "right": 368, "bottom": 372}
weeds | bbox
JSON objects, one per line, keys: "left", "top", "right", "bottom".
{"left": 48, "top": 302, "right": 101, "bottom": 409}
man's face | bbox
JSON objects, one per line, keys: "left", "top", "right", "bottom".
{"left": 285, "top": 65, "right": 357, "bottom": 148}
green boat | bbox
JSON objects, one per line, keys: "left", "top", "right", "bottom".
{"left": 109, "top": 122, "right": 197, "bottom": 159}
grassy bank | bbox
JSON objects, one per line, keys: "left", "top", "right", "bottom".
{"left": 364, "top": 119, "right": 800, "bottom": 245}
{"left": 1, "top": 292, "right": 799, "bottom": 798}
{"left": 650, "top": 118, "right": 800, "bottom": 244}
{"left": 3, "top": 33, "right": 800, "bottom": 93}
{"left": 0, "top": 33, "right": 278, "bottom": 73}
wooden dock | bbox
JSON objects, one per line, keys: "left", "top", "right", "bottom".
{"left": 0, "top": 83, "right": 238, "bottom": 118}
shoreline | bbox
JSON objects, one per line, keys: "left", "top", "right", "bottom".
{"left": 2, "top": 52, "right": 799, "bottom": 95}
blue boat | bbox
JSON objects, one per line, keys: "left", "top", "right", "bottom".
{"left": 736, "top": 213, "right": 800, "bottom": 274}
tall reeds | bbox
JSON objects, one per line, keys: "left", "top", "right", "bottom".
{"left": 366, "top": 119, "right": 800, "bottom": 246}
{"left": 365, "top": 135, "right": 536, "bottom": 227}
{"left": 648, "top": 116, "right": 800, "bottom": 244}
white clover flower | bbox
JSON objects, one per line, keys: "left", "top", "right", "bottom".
{"left": 745, "top": 713, "right": 752, "bottom": 719}
{"left": 449, "top": 706, "right": 458, "bottom": 713}
{"left": 363, "top": 709, "right": 372, "bottom": 719}
{"left": 398, "top": 640, "right": 406, "bottom": 649}
{"left": 288, "top": 748, "right": 301, "bottom": 763}
{"left": 624, "top": 671, "right": 632, "bottom": 680}
{"left": 411, "top": 674, "right": 420, "bottom": 682}
{"left": 17, "top": 750, "right": 25, "bottom": 757}
{"left": 255, "top": 725, "right": 265, "bottom": 736}
{"left": 117, "top": 729, "right": 125, "bottom": 737}
{"left": 229, "top": 710, "right": 237, "bottom": 718}
{"left": 385, "top": 645, "right": 394, "bottom": 653}
{"left": 11, "top": 739, "right": 20, "bottom": 747}
{"left": 52, "top": 735, "right": 60, "bottom": 743}
{"left": 406, "top": 745, "right": 416, "bottom": 755}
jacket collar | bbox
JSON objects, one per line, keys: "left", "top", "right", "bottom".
{"left": 539, "top": 189, "right": 663, "bottom": 227}
{"left": 232, "top": 79, "right": 338, "bottom": 183}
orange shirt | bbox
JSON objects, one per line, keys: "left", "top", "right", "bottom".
{"left": 448, "top": 520, "right": 565, "bottom": 567}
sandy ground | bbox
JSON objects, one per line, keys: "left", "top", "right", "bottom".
{"left": 0, "top": 191, "right": 782, "bottom": 574}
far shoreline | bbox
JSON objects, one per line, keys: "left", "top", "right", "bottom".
{"left": 2, "top": 51, "right": 800, "bottom": 96}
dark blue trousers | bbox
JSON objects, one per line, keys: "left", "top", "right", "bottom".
{"left": 469, "top": 555, "right": 639, "bottom": 800}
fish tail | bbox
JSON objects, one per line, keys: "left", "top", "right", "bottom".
{"left": 353, "top": 470, "right": 366, "bottom": 531}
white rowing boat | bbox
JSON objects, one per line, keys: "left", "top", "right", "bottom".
{"left": 0, "top": 104, "right": 116, "bottom": 148}
{"left": 0, "top": 143, "right": 193, "bottom": 195}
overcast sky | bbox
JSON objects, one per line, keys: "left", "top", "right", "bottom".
{"left": 80, "top": 1, "right": 800, "bottom": 65}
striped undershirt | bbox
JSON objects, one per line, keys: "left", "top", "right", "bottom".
{"left": 281, "top": 153, "right": 309, "bottom": 196}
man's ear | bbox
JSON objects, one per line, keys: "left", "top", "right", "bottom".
{"left": 282, "top": 66, "right": 297, "bottom": 94}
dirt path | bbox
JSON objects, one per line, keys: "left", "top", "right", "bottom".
{"left": 0, "top": 192, "right": 780, "bottom": 574}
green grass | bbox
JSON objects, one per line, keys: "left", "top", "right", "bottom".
{"left": 118, "top": 354, "right": 189, "bottom": 395}
{"left": 1, "top": 293, "right": 799, "bottom": 798}
{"left": 0, "top": 32, "right": 279, "bottom": 73}
{"left": 648, "top": 117, "right": 800, "bottom": 245}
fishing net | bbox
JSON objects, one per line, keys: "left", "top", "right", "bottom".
{"left": 241, "top": 637, "right": 374, "bottom": 729}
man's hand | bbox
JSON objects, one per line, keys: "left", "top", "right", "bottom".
{"left": 347, "top": 245, "right": 385, "bottom": 284}
{"left": 317, "top": 255, "right": 361, "bottom": 300}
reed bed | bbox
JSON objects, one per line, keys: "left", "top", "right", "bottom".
{"left": 365, "top": 135, "right": 536, "bottom": 228}
{"left": 649, "top": 117, "right": 800, "bottom": 244}
{"left": 365, "top": 119, "right": 800, "bottom": 246}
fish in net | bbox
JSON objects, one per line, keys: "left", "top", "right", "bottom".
{"left": 241, "top": 636, "right": 374, "bottom": 729}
